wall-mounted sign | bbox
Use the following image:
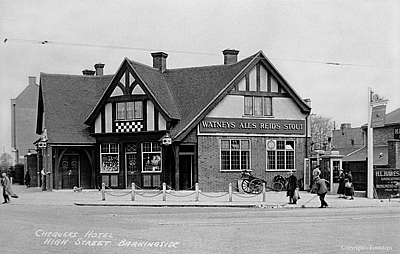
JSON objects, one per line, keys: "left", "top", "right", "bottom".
{"left": 199, "top": 118, "right": 306, "bottom": 135}
{"left": 374, "top": 169, "right": 400, "bottom": 199}
{"left": 394, "top": 127, "right": 400, "bottom": 140}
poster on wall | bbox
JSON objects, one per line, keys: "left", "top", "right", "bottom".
{"left": 374, "top": 169, "right": 400, "bottom": 199}
{"left": 101, "top": 154, "right": 119, "bottom": 173}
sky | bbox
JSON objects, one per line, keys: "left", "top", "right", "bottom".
{"left": 1, "top": 0, "right": 399, "bottom": 154}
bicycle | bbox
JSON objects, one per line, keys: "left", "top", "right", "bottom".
{"left": 240, "top": 170, "right": 285, "bottom": 194}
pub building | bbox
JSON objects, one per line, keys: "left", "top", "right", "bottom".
{"left": 36, "top": 49, "right": 311, "bottom": 191}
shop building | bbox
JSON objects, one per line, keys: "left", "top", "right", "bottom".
{"left": 11, "top": 77, "right": 39, "bottom": 165}
{"left": 333, "top": 107, "right": 400, "bottom": 191}
{"left": 36, "top": 49, "right": 311, "bottom": 191}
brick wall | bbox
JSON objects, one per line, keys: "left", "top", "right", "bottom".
{"left": 373, "top": 126, "right": 399, "bottom": 146}
{"left": 197, "top": 135, "right": 307, "bottom": 191}
{"left": 388, "top": 140, "right": 400, "bottom": 169}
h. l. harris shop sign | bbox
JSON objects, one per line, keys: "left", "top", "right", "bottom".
{"left": 199, "top": 118, "right": 306, "bottom": 135}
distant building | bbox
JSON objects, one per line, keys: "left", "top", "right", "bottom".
{"left": 36, "top": 49, "right": 312, "bottom": 191}
{"left": 11, "top": 77, "right": 39, "bottom": 165}
{"left": 333, "top": 107, "right": 400, "bottom": 191}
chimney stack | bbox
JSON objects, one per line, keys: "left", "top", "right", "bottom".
{"left": 82, "top": 69, "right": 95, "bottom": 76}
{"left": 94, "top": 63, "right": 105, "bottom": 76}
{"left": 151, "top": 52, "right": 168, "bottom": 73}
{"left": 222, "top": 49, "right": 239, "bottom": 65}
{"left": 28, "top": 76, "right": 36, "bottom": 86}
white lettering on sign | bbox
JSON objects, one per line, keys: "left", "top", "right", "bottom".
{"left": 201, "top": 121, "right": 236, "bottom": 129}
{"left": 34, "top": 229, "right": 181, "bottom": 249}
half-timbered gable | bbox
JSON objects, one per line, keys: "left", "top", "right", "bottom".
{"left": 86, "top": 59, "right": 179, "bottom": 135}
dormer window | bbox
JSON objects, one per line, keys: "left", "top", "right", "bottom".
{"left": 117, "top": 101, "right": 143, "bottom": 120}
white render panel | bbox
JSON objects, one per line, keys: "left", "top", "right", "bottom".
{"left": 159, "top": 114, "right": 166, "bottom": 130}
{"left": 273, "top": 97, "right": 304, "bottom": 119}
{"left": 207, "top": 95, "right": 243, "bottom": 118}
{"left": 105, "top": 103, "right": 112, "bottom": 133}
{"left": 249, "top": 67, "right": 257, "bottom": 91}
{"left": 129, "top": 73, "right": 135, "bottom": 85}
{"left": 132, "top": 84, "right": 145, "bottom": 95}
{"left": 111, "top": 86, "right": 124, "bottom": 97}
{"left": 95, "top": 112, "right": 101, "bottom": 133}
{"left": 260, "top": 66, "right": 267, "bottom": 91}
{"left": 147, "top": 100, "right": 155, "bottom": 131}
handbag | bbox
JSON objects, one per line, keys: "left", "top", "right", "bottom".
{"left": 345, "top": 182, "right": 352, "bottom": 188}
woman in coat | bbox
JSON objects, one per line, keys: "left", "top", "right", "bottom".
{"left": 286, "top": 171, "right": 298, "bottom": 204}
{"left": 337, "top": 170, "right": 346, "bottom": 198}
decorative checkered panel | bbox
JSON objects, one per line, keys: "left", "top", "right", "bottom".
{"left": 115, "top": 121, "right": 143, "bottom": 132}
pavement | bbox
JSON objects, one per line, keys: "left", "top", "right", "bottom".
{"left": 4, "top": 184, "right": 400, "bottom": 209}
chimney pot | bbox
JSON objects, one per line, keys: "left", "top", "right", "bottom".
{"left": 28, "top": 76, "right": 36, "bottom": 86}
{"left": 151, "top": 52, "right": 168, "bottom": 73}
{"left": 82, "top": 69, "right": 95, "bottom": 76}
{"left": 94, "top": 63, "right": 105, "bottom": 76}
{"left": 222, "top": 49, "right": 239, "bottom": 65}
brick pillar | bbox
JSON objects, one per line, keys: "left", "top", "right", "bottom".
{"left": 388, "top": 139, "right": 400, "bottom": 169}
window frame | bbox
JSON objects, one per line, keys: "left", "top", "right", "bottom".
{"left": 220, "top": 139, "right": 251, "bottom": 171}
{"left": 100, "top": 143, "right": 119, "bottom": 173}
{"left": 266, "top": 140, "right": 295, "bottom": 171}
{"left": 141, "top": 142, "right": 162, "bottom": 173}
{"left": 116, "top": 100, "right": 143, "bottom": 120}
{"left": 244, "top": 96, "right": 273, "bottom": 117}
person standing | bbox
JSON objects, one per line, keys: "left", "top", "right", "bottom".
{"left": 41, "top": 168, "right": 47, "bottom": 191}
{"left": 286, "top": 171, "right": 298, "bottom": 204}
{"left": 1, "top": 172, "right": 17, "bottom": 204}
{"left": 337, "top": 169, "right": 345, "bottom": 198}
{"left": 344, "top": 171, "right": 354, "bottom": 200}
{"left": 313, "top": 176, "right": 329, "bottom": 208}
{"left": 25, "top": 171, "right": 31, "bottom": 188}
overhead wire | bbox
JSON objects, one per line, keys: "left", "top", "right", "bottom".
{"left": 3, "top": 37, "right": 396, "bottom": 69}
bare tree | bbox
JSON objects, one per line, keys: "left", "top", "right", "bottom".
{"left": 310, "top": 114, "right": 334, "bottom": 150}
{"left": 0, "top": 152, "right": 12, "bottom": 171}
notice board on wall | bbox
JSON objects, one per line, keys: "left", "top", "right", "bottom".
{"left": 374, "top": 169, "right": 400, "bottom": 199}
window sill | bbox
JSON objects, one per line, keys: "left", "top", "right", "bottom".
{"left": 265, "top": 169, "right": 297, "bottom": 172}
{"left": 242, "top": 115, "right": 274, "bottom": 118}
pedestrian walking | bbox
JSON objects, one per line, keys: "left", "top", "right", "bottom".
{"left": 25, "top": 171, "right": 31, "bottom": 188}
{"left": 313, "top": 176, "right": 329, "bottom": 208}
{"left": 337, "top": 169, "right": 345, "bottom": 198}
{"left": 286, "top": 171, "right": 298, "bottom": 204}
{"left": 310, "top": 165, "right": 321, "bottom": 191}
{"left": 1, "top": 172, "right": 18, "bottom": 204}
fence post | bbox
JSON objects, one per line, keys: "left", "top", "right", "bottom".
{"left": 162, "top": 182, "right": 167, "bottom": 201}
{"left": 229, "top": 183, "right": 232, "bottom": 202}
{"left": 101, "top": 183, "right": 105, "bottom": 201}
{"left": 262, "top": 182, "right": 266, "bottom": 202}
{"left": 131, "top": 182, "right": 135, "bottom": 201}
{"left": 195, "top": 183, "right": 199, "bottom": 202}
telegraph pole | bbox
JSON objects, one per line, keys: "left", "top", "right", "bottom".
{"left": 367, "top": 88, "right": 374, "bottom": 198}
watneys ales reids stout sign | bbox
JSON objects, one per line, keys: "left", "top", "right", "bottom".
{"left": 199, "top": 118, "right": 306, "bottom": 135}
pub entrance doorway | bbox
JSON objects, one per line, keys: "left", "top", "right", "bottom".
{"left": 61, "top": 154, "right": 79, "bottom": 189}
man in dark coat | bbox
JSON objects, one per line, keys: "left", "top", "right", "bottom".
{"left": 286, "top": 171, "right": 298, "bottom": 204}
{"left": 314, "top": 176, "right": 329, "bottom": 208}
{"left": 25, "top": 171, "right": 31, "bottom": 188}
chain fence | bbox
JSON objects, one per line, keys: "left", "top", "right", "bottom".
{"left": 100, "top": 182, "right": 271, "bottom": 202}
